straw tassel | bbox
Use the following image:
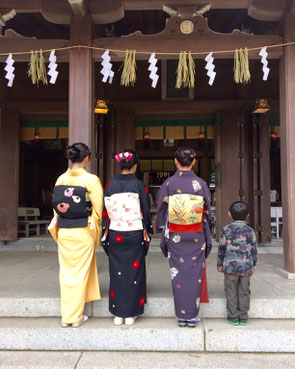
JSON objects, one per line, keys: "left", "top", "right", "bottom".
{"left": 38, "top": 49, "right": 48, "bottom": 85}
{"left": 120, "top": 50, "right": 137, "bottom": 87}
{"left": 233, "top": 49, "right": 240, "bottom": 83}
{"left": 234, "top": 48, "right": 251, "bottom": 84}
{"left": 187, "top": 51, "right": 195, "bottom": 88}
{"left": 241, "top": 47, "right": 251, "bottom": 84}
{"left": 28, "top": 51, "right": 39, "bottom": 85}
{"left": 176, "top": 51, "right": 195, "bottom": 89}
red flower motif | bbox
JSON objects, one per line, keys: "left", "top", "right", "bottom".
{"left": 132, "top": 261, "right": 140, "bottom": 269}
{"left": 144, "top": 187, "right": 149, "bottom": 194}
{"left": 102, "top": 210, "right": 108, "bottom": 218}
{"left": 139, "top": 297, "right": 145, "bottom": 306}
{"left": 115, "top": 235, "right": 123, "bottom": 243}
{"left": 105, "top": 182, "right": 110, "bottom": 189}
{"left": 110, "top": 290, "right": 115, "bottom": 298}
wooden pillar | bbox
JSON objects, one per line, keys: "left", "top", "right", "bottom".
{"left": 215, "top": 110, "right": 241, "bottom": 238}
{"left": 69, "top": 15, "right": 95, "bottom": 171}
{"left": 0, "top": 109, "right": 19, "bottom": 241}
{"left": 279, "top": 11, "right": 295, "bottom": 273}
{"left": 259, "top": 115, "right": 271, "bottom": 243}
{"left": 114, "top": 108, "right": 135, "bottom": 175}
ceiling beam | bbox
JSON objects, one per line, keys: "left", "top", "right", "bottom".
{"left": 68, "top": 0, "right": 87, "bottom": 16}
{"left": 94, "top": 15, "right": 283, "bottom": 60}
{"left": 123, "top": 0, "right": 250, "bottom": 11}
{"left": 0, "top": 0, "right": 289, "bottom": 22}
{"left": 248, "top": 0, "right": 288, "bottom": 21}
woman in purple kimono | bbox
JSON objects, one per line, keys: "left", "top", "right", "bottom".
{"left": 156, "top": 146, "right": 212, "bottom": 327}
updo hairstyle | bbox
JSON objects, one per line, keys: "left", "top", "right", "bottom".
{"left": 175, "top": 146, "right": 196, "bottom": 167}
{"left": 118, "top": 149, "right": 139, "bottom": 171}
{"left": 65, "top": 143, "right": 91, "bottom": 163}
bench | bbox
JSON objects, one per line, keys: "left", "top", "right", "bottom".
{"left": 18, "top": 207, "right": 50, "bottom": 237}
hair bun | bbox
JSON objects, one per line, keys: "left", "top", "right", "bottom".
{"left": 119, "top": 156, "right": 127, "bottom": 163}
{"left": 66, "top": 145, "right": 81, "bottom": 160}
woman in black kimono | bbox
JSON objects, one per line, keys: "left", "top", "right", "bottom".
{"left": 102, "top": 150, "right": 153, "bottom": 326}
{"left": 156, "top": 146, "right": 212, "bottom": 327}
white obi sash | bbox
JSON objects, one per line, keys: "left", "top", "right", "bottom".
{"left": 104, "top": 192, "right": 143, "bottom": 231}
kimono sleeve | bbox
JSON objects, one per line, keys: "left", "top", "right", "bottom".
{"left": 138, "top": 181, "right": 153, "bottom": 235}
{"left": 48, "top": 175, "right": 64, "bottom": 243}
{"left": 250, "top": 229, "right": 258, "bottom": 267}
{"left": 217, "top": 228, "right": 226, "bottom": 271}
{"left": 88, "top": 175, "right": 104, "bottom": 246}
{"left": 201, "top": 181, "right": 212, "bottom": 258}
{"left": 156, "top": 180, "right": 169, "bottom": 231}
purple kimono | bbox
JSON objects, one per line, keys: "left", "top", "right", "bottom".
{"left": 156, "top": 170, "right": 212, "bottom": 320}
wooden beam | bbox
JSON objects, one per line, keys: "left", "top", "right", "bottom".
{"left": 248, "top": 0, "right": 288, "bottom": 21}
{"left": 68, "top": 0, "right": 87, "bottom": 16}
{"left": 279, "top": 11, "right": 295, "bottom": 273}
{"left": 0, "top": 30, "right": 69, "bottom": 62}
{"left": 113, "top": 99, "right": 279, "bottom": 115}
{"left": 123, "top": 0, "right": 250, "bottom": 11}
{"left": 93, "top": 14, "right": 282, "bottom": 60}
{"left": 0, "top": 0, "right": 41, "bottom": 12}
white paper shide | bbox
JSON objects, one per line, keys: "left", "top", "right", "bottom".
{"left": 100, "top": 50, "right": 114, "bottom": 84}
{"left": 148, "top": 53, "right": 159, "bottom": 88}
{"left": 259, "top": 47, "right": 270, "bottom": 81}
{"left": 205, "top": 52, "right": 216, "bottom": 86}
{"left": 48, "top": 50, "right": 59, "bottom": 84}
{"left": 4, "top": 53, "right": 15, "bottom": 87}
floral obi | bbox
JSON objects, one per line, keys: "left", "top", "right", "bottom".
{"left": 104, "top": 192, "right": 143, "bottom": 231}
{"left": 168, "top": 194, "right": 204, "bottom": 233}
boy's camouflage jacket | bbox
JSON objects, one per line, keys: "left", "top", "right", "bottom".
{"left": 217, "top": 220, "right": 257, "bottom": 276}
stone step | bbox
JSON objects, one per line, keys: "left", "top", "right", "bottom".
{"left": 0, "top": 237, "right": 284, "bottom": 254}
{"left": 0, "top": 296, "right": 293, "bottom": 319}
{"left": 0, "top": 351, "right": 294, "bottom": 369}
{"left": 0, "top": 317, "right": 294, "bottom": 353}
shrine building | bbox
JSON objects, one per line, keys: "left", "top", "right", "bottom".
{"left": 0, "top": 0, "right": 294, "bottom": 275}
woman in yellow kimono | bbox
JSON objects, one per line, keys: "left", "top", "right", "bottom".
{"left": 48, "top": 143, "right": 103, "bottom": 328}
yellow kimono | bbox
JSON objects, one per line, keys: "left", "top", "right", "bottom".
{"left": 48, "top": 168, "right": 103, "bottom": 324}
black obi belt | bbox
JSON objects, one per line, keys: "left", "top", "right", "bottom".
{"left": 52, "top": 185, "right": 92, "bottom": 228}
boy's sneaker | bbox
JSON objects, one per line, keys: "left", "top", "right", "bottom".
{"left": 227, "top": 318, "right": 239, "bottom": 326}
{"left": 177, "top": 319, "right": 187, "bottom": 327}
{"left": 240, "top": 321, "right": 248, "bottom": 326}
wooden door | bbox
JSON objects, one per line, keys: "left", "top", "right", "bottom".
{"left": 0, "top": 108, "right": 20, "bottom": 241}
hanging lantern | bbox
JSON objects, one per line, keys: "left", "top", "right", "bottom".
{"left": 253, "top": 98, "right": 270, "bottom": 114}
{"left": 94, "top": 99, "right": 108, "bottom": 114}
{"left": 199, "top": 126, "right": 205, "bottom": 141}
{"left": 33, "top": 124, "right": 40, "bottom": 142}
{"left": 271, "top": 127, "right": 277, "bottom": 141}
{"left": 144, "top": 124, "right": 150, "bottom": 141}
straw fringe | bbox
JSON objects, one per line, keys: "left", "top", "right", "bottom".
{"left": 234, "top": 48, "right": 251, "bottom": 84}
{"left": 28, "top": 51, "right": 39, "bottom": 85}
{"left": 176, "top": 51, "right": 195, "bottom": 89}
{"left": 120, "top": 49, "right": 136, "bottom": 87}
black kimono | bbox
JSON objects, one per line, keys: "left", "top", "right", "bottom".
{"left": 102, "top": 174, "right": 153, "bottom": 318}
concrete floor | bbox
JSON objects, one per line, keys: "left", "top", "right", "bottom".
{"left": 0, "top": 250, "right": 293, "bottom": 300}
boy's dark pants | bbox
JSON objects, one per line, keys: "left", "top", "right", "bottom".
{"left": 224, "top": 274, "right": 251, "bottom": 323}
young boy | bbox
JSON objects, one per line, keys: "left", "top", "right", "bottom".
{"left": 217, "top": 201, "right": 257, "bottom": 326}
